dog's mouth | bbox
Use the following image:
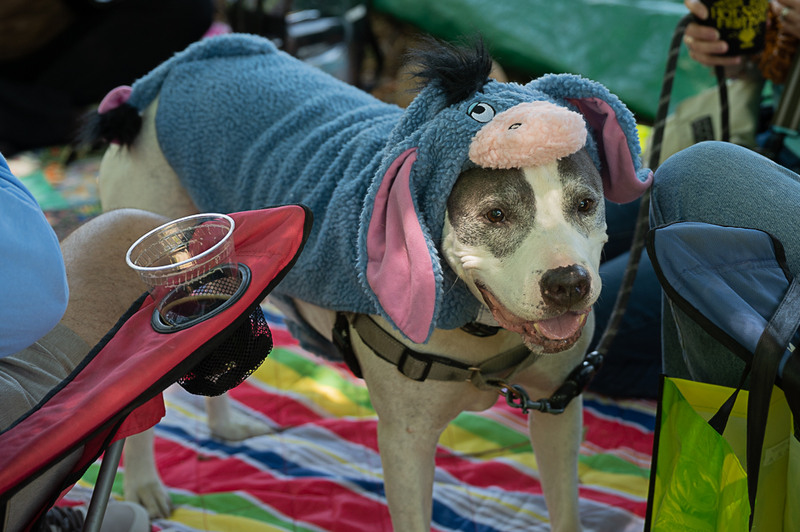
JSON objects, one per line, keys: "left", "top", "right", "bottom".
{"left": 476, "top": 282, "right": 590, "bottom": 353}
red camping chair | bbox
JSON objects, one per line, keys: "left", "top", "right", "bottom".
{"left": 0, "top": 205, "right": 311, "bottom": 532}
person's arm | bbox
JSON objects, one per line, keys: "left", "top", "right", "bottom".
{"left": 0, "top": 154, "right": 68, "bottom": 357}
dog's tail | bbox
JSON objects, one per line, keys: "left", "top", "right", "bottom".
{"left": 79, "top": 103, "right": 142, "bottom": 149}
{"left": 78, "top": 85, "right": 142, "bottom": 149}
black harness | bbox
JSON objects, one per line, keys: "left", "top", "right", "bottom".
{"left": 332, "top": 312, "right": 602, "bottom": 415}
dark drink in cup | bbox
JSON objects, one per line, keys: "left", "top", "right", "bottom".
{"left": 700, "top": 0, "right": 769, "bottom": 55}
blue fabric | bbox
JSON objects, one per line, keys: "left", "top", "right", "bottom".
{"left": 650, "top": 141, "right": 800, "bottom": 387}
{"left": 650, "top": 222, "right": 790, "bottom": 355}
{"left": 124, "top": 33, "right": 649, "bottom": 342}
{"left": 0, "top": 153, "right": 68, "bottom": 357}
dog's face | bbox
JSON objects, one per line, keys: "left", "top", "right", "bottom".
{"left": 442, "top": 148, "right": 607, "bottom": 354}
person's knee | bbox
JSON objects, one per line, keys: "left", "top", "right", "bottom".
{"left": 655, "top": 142, "right": 724, "bottom": 193}
{"left": 62, "top": 209, "right": 168, "bottom": 254}
{"left": 651, "top": 141, "right": 747, "bottom": 226}
{"left": 97, "top": 208, "right": 169, "bottom": 240}
{"left": 62, "top": 208, "right": 169, "bottom": 291}
{"left": 60, "top": 209, "right": 169, "bottom": 346}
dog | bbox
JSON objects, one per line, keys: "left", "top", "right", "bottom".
{"left": 89, "top": 34, "right": 651, "bottom": 531}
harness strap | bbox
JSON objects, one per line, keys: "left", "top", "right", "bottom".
{"left": 332, "top": 312, "right": 602, "bottom": 414}
{"left": 340, "top": 313, "right": 538, "bottom": 389}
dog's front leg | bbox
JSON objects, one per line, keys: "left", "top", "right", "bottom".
{"left": 354, "top": 339, "right": 476, "bottom": 531}
{"left": 370, "top": 378, "right": 495, "bottom": 531}
{"left": 376, "top": 412, "right": 443, "bottom": 531}
{"left": 123, "top": 428, "right": 173, "bottom": 518}
{"left": 520, "top": 315, "right": 592, "bottom": 532}
{"left": 529, "top": 395, "right": 583, "bottom": 532}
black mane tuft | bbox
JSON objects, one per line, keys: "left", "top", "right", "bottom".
{"left": 406, "top": 35, "right": 494, "bottom": 107}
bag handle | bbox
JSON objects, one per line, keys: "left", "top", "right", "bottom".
{"left": 708, "top": 276, "right": 800, "bottom": 530}
{"left": 745, "top": 276, "right": 800, "bottom": 528}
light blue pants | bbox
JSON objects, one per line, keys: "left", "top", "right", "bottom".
{"left": 650, "top": 141, "right": 800, "bottom": 387}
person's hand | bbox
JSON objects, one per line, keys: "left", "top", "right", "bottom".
{"left": 772, "top": 0, "right": 800, "bottom": 40}
{"left": 684, "top": 0, "right": 745, "bottom": 68}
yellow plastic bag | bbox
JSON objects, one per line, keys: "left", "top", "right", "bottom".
{"left": 647, "top": 377, "right": 795, "bottom": 531}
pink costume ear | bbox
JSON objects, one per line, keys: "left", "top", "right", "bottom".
{"left": 98, "top": 86, "right": 133, "bottom": 113}
{"left": 566, "top": 97, "right": 652, "bottom": 204}
{"left": 366, "top": 147, "right": 436, "bottom": 343}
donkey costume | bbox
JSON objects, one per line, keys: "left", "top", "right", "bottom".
{"left": 97, "top": 33, "right": 651, "bottom": 351}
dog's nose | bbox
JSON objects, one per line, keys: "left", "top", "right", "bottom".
{"left": 540, "top": 265, "right": 591, "bottom": 308}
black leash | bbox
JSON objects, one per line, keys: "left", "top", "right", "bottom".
{"left": 591, "top": 14, "right": 729, "bottom": 360}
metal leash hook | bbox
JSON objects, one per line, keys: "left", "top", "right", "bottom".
{"left": 495, "top": 350, "right": 604, "bottom": 415}
{"left": 501, "top": 384, "right": 565, "bottom": 414}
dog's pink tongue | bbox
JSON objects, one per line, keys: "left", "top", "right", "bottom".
{"left": 534, "top": 313, "right": 585, "bottom": 340}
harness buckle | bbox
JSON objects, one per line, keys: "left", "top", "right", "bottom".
{"left": 396, "top": 349, "right": 433, "bottom": 381}
{"left": 466, "top": 366, "right": 482, "bottom": 383}
{"left": 331, "top": 313, "right": 363, "bottom": 378}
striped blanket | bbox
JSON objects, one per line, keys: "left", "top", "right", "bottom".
{"left": 66, "top": 302, "right": 655, "bottom": 532}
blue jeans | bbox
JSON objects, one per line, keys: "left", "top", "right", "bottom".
{"left": 650, "top": 141, "right": 800, "bottom": 387}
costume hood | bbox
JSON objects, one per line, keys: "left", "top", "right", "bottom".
{"left": 358, "top": 47, "right": 652, "bottom": 343}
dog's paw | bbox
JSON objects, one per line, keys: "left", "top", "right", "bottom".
{"left": 206, "top": 394, "right": 272, "bottom": 441}
{"left": 208, "top": 410, "right": 272, "bottom": 441}
{"left": 124, "top": 477, "right": 173, "bottom": 519}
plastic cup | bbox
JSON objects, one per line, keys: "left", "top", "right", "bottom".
{"left": 700, "top": 0, "right": 769, "bottom": 56}
{"left": 126, "top": 213, "right": 240, "bottom": 326}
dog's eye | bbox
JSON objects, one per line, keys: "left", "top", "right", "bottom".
{"left": 577, "top": 198, "right": 596, "bottom": 213}
{"left": 467, "top": 102, "right": 496, "bottom": 123}
{"left": 485, "top": 208, "right": 505, "bottom": 223}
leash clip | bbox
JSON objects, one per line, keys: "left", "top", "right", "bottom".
{"left": 500, "top": 383, "right": 565, "bottom": 415}
{"left": 494, "top": 350, "right": 604, "bottom": 415}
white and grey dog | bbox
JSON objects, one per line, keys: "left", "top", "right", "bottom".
{"left": 90, "top": 34, "right": 651, "bottom": 531}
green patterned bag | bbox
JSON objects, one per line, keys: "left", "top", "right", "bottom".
{"left": 648, "top": 377, "right": 794, "bottom": 531}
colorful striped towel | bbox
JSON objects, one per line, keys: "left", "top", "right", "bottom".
{"left": 66, "top": 303, "right": 655, "bottom": 531}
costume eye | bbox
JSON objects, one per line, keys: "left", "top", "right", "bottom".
{"left": 468, "top": 102, "right": 495, "bottom": 123}
{"left": 486, "top": 208, "right": 505, "bottom": 223}
{"left": 577, "top": 198, "right": 596, "bottom": 213}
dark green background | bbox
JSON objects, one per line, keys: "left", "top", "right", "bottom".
{"left": 373, "top": 0, "right": 718, "bottom": 122}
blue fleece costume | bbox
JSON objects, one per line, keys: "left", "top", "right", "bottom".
{"left": 113, "top": 34, "right": 651, "bottom": 347}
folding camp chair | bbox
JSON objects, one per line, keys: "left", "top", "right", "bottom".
{"left": 0, "top": 205, "right": 311, "bottom": 532}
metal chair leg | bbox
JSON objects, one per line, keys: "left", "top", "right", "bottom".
{"left": 83, "top": 438, "right": 125, "bottom": 532}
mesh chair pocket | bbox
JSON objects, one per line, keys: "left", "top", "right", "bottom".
{"left": 178, "top": 305, "right": 273, "bottom": 396}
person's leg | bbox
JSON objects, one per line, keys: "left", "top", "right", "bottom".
{"left": 650, "top": 141, "right": 800, "bottom": 386}
{"left": 0, "top": 209, "right": 167, "bottom": 532}
{"left": 59, "top": 209, "right": 169, "bottom": 349}
{"left": 602, "top": 198, "right": 641, "bottom": 261}
{"left": 651, "top": 141, "right": 800, "bottom": 270}
{"left": 587, "top": 196, "right": 662, "bottom": 398}
{"left": 1, "top": 208, "right": 167, "bottom": 427}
